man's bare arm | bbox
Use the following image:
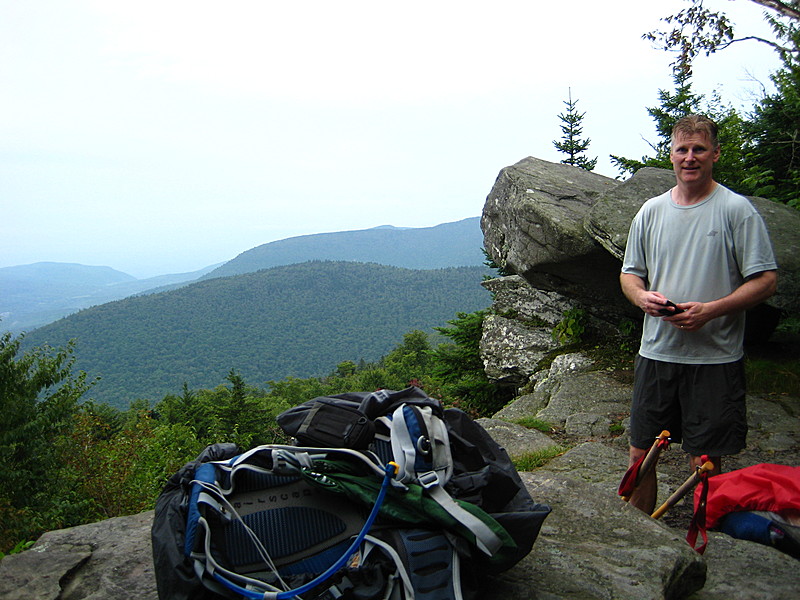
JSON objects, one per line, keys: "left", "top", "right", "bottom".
{"left": 680, "top": 270, "right": 777, "bottom": 330}
{"left": 620, "top": 272, "right": 670, "bottom": 317}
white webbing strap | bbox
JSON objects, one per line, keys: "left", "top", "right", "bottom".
{"left": 425, "top": 484, "right": 503, "bottom": 556}
{"left": 451, "top": 543, "right": 464, "bottom": 600}
{"left": 194, "top": 516, "right": 283, "bottom": 595}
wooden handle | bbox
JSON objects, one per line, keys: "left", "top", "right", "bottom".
{"left": 636, "top": 431, "right": 671, "bottom": 485}
{"left": 621, "top": 431, "right": 672, "bottom": 502}
{"left": 651, "top": 461, "right": 713, "bottom": 520}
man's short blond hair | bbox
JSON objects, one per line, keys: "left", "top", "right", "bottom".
{"left": 671, "top": 114, "right": 719, "bottom": 149}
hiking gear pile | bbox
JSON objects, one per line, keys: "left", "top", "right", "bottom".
{"left": 151, "top": 387, "right": 551, "bottom": 599}
{"left": 687, "top": 462, "right": 800, "bottom": 557}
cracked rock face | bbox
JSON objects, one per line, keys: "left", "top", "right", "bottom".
{"left": 479, "top": 313, "right": 559, "bottom": 384}
{"left": 481, "top": 275, "right": 576, "bottom": 326}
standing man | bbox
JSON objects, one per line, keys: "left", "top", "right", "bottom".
{"left": 620, "top": 114, "right": 778, "bottom": 513}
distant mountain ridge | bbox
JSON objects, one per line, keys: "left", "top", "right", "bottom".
{"left": 201, "top": 217, "right": 484, "bottom": 279}
{"left": 1, "top": 217, "right": 482, "bottom": 334}
{"left": 0, "top": 263, "right": 219, "bottom": 333}
{"left": 20, "top": 261, "right": 492, "bottom": 408}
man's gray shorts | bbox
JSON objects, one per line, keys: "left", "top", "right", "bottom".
{"left": 629, "top": 355, "right": 747, "bottom": 456}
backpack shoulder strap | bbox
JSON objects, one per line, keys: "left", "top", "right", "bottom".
{"left": 389, "top": 404, "right": 503, "bottom": 556}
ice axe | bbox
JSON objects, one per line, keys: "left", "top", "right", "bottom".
{"left": 651, "top": 460, "right": 714, "bottom": 520}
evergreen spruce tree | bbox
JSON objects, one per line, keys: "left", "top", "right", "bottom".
{"left": 742, "top": 66, "right": 800, "bottom": 207}
{"left": 643, "top": 69, "right": 702, "bottom": 164}
{"left": 553, "top": 88, "right": 597, "bottom": 171}
{"left": 431, "top": 311, "right": 513, "bottom": 416}
{"left": 610, "top": 70, "right": 700, "bottom": 175}
{"left": 610, "top": 70, "right": 747, "bottom": 192}
{"left": 740, "top": 17, "right": 800, "bottom": 207}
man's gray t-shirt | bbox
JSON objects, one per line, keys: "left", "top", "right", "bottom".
{"left": 622, "top": 184, "right": 777, "bottom": 364}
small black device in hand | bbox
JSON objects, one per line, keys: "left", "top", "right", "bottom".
{"left": 658, "top": 300, "right": 685, "bottom": 316}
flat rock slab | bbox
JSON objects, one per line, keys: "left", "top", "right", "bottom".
{"left": 687, "top": 532, "right": 800, "bottom": 600}
{"left": 476, "top": 417, "right": 561, "bottom": 457}
{"left": 487, "top": 470, "right": 707, "bottom": 600}
{"left": 0, "top": 510, "right": 157, "bottom": 600}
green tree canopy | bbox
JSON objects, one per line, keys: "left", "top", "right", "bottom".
{"left": 383, "top": 330, "right": 432, "bottom": 385}
{"left": 638, "top": 0, "right": 800, "bottom": 205}
{"left": 741, "top": 19, "right": 800, "bottom": 206}
{"left": 610, "top": 70, "right": 749, "bottom": 194}
{"left": 0, "top": 332, "right": 95, "bottom": 547}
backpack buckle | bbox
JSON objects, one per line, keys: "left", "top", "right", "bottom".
{"left": 417, "top": 470, "right": 439, "bottom": 489}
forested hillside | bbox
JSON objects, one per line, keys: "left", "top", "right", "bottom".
{"left": 1, "top": 219, "right": 482, "bottom": 334}
{"left": 2, "top": 296, "right": 512, "bottom": 553}
{"left": 21, "top": 261, "right": 492, "bottom": 408}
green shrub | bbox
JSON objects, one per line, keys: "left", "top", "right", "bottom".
{"left": 0, "top": 539, "right": 34, "bottom": 559}
{"left": 745, "top": 358, "right": 800, "bottom": 396}
{"left": 775, "top": 316, "right": 800, "bottom": 336}
{"left": 609, "top": 422, "right": 625, "bottom": 436}
{"left": 552, "top": 308, "right": 587, "bottom": 344}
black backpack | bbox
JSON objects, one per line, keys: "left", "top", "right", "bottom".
{"left": 151, "top": 387, "right": 550, "bottom": 599}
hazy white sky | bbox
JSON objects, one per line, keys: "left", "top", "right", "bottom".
{"left": 1, "top": 0, "right": 781, "bottom": 277}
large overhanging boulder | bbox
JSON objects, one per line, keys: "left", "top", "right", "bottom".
{"left": 584, "top": 167, "right": 676, "bottom": 260}
{"left": 482, "top": 157, "right": 800, "bottom": 332}
{"left": 481, "top": 157, "right": 624, "bottom": 314}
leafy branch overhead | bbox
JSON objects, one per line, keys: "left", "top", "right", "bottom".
{"left": 630, "top": 0, "right": 800, "bottom": 207}
{"left": 644, "top": 0, "right": 800, "bottom": 74}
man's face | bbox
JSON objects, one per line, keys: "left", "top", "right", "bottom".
{"left": 670, "top": 131, "right": 720, "bottom": 187}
